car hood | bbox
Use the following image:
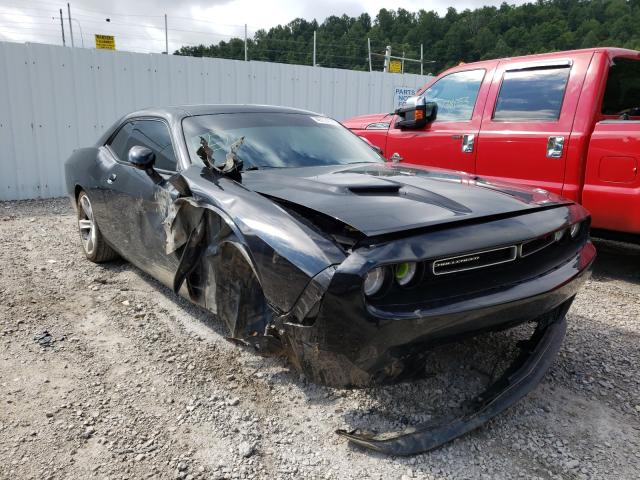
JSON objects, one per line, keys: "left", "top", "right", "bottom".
{"left": 240, "top": 163, "right": 571, "bottom": 237}
{"left": 341, "top": 113, "right": 391, "bottom": 130}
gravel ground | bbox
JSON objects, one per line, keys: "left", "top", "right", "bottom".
{"left": 1, "top": 198, "right": 639, "bottom": 480}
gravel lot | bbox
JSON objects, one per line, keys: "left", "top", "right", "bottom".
{"left": 1, "top": 198, "right": 639, "bottom": 480}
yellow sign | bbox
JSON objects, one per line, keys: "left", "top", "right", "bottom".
{"left": 95, "top": 34, "right": 115, "bottom": 50}
{"left": 389, "top": 59, "right": 402, "bottom": 73}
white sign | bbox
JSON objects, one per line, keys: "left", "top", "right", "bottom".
{"left": 393, "top": 86, "right": 416, "bottom": 110}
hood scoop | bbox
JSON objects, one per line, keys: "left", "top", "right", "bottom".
{"left": 348, "top": 184, "right": 401, "bottom": 194}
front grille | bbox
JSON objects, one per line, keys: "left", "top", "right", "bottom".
{"left": 366, "top": 219, "right": 590, "bottom": 313}
{"left": 433, "top": 246, "right": 518, "bottom": 275}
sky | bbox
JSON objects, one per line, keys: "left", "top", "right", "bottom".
{"left": 0, "top": 0, "right": 532, "bottom": 54}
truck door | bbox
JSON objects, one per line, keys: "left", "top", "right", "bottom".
{"left": 384, "top": 64, "right": 496, "bottom": 174}
{"left": 582, "top": 56, "right": 640, "bottom": 234}
{"left": 476, "top": 54, "right": 592, "bottom": 195}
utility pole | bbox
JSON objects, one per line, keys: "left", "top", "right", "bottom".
{"left": 367, "top": 38, "right": 372, "bottom": 72}
{"left": 67, "top": 3, "right": 74, "bottom": 47}
{"left": 164, "top": 14, "right": 168, "bottom": 54}
{"left": 59, "top": 9, "right": 66, "bottom": 46}
{"left": 244, "top": 24, "right": 248, "bottom": 61}
{"left": 420, "top": 44, "right": 424, "bottom": 75}
{"left": 313, "top": 30, "right": 316, "bottom": 67}
{"left": 401, "top": 50, "right": 405, "bottom": 74}
{"left": 383, "top": 45, "right": 391, "bottom": 72}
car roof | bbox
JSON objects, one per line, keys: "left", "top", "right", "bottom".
{"left": 124, "top": 104, "right": 320, "bottom": 122}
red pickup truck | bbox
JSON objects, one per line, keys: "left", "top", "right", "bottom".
{"left": 344, "top": 47, "right": 640, "bottom": 239}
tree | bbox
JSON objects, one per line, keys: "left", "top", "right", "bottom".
{"left": 174, "top": 1, "right": 640, "bottom": 74}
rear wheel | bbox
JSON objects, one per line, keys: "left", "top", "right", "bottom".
{"left": 77, "top": 191, "right": 119, "bottom": 263}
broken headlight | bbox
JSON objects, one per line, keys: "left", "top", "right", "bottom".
{"left": 363, "top": 267, "right": 386, "bottom": 296}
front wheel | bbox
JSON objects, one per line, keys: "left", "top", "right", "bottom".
{"left": 77, "top": 191, "right": 119, "bottom": 263}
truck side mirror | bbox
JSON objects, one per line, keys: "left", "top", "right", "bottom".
{"left": 394, "top": 96, "right": 437, "bottom": 130}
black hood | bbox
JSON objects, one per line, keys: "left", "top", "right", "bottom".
{"left": 241, "top": 163, "right": 570, "bottom": 237}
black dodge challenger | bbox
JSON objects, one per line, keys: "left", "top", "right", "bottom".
{"left": 65, "top": 105, "right": 595, "bottom": 455}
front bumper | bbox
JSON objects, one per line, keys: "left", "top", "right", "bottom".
{"left": 336, "top": 305, "right": 569, "bottom": 455}
{"left": 282, "top": 241, "right": 593, "bottom": 387}
{"left": 280, "top": 202, "right": 595, "bottom": 387}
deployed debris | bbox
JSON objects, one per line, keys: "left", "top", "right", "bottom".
{"left": 33, "top": 330, "right": 54, "bottom": 348}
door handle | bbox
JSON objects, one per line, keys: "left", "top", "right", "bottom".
{"left": 106, "top": 173, "right": 117, "bottom": 184}
{"left": 461, "top": 134, "right": 475, "bottom": 153}
{"left": 546, "top": 136, "right": 565, "bottom": 158}
{"left": 390, "top": 152, "right": 403, "bottom": 164}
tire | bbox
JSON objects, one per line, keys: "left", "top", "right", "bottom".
{"left": 77, "top": 191, "right": 119, "bottom": 263}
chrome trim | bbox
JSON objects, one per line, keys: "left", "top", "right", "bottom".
{"left": 432, "top": 245, "right": 518, "bottom": 276}
{"left": 462, "top": 134, "right": 475, "bottom": 153}
{"left": 365, "top": 122, "right": 391, "bottom": 130}
{"left": 546, "top": 136, "right": 565, "bottom": 158}
{"left": 390, "top": 152, "right": 403, "bottom": 164}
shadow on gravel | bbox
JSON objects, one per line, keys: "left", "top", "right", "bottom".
{"left": 591, "top": 238, "right": 640, "bottom": 285}
{"left": 92, "top": 258, "right": 229, "bottom": 337}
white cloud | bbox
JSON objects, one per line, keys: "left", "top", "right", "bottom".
{"left": 0, "top": 0, "right": 532, "bottom": 52}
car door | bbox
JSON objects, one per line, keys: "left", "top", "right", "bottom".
{"left": 99, "top": 118, "right": 181, "bottom": 284}
{"left": 476, "top": 54, "right": 591, "bottom": 195}
{"left": 384, "top": 65, "right": 496, "bottom": 174}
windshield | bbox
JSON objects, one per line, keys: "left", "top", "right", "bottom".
{"left": 182, "top": 112, "right": 384, "bottom": 170}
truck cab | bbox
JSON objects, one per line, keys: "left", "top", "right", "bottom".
{"left": 344, "top": 48, "right": 640, "bottom": 237}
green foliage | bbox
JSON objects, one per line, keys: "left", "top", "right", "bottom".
{"left": 173, "top": 0, "right": 640, "bottom": 73}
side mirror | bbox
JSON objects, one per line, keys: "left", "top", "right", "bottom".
{"left": 394, "top": 96, "right": 437, "bottom": 130}
{"left": 127, "top": 146, "right": 156, "bottom": 170}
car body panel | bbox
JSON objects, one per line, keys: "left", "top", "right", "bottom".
{"left": 243, "top": 162, "right": 570, "bottom": 237}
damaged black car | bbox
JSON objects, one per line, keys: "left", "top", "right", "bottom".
{"left": 65, "top": 105, "right": 595, "bottom": 455}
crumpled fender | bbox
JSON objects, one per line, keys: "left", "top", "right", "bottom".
{"left": 163, "top": 166, "right": 345, "bottom": 314}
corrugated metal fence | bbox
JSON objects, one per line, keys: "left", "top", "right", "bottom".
{"left": 0, "top": 41, "right": 430, "bottom": 200}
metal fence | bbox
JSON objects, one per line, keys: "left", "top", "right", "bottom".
{"left": 0, "top": 41, "right": 431, "bottom": 200}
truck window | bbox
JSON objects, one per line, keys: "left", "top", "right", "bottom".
{"left": 493, "top": 66, "right": 570, "bottom": 121}
{"left": 602, "top": 57, "right": 640, "bottom": 118}
{"left": 420, "top": 69, "right": 485, "bottom": 122}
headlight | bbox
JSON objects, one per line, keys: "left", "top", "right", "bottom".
{"left": 363, "top": 267, "right": 386, "bottom": 296}
{"left": 394, "top": 262, "right": 417, "bottom": 286}
{"left": 569, "top": 222, "right": 581, "bottom": 238}
{"left": 554, "top": 229, "right": 566, "bottom": 242}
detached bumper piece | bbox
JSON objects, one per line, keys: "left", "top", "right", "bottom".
{"left": 336, "top": 307, "right": 568, "bottom": 456}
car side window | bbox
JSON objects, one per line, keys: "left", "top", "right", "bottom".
{"left": 126, "top": 120, "right": 178, "bottom": 172}
{"left": 493, "top": 66, "right": 570, "bottom": 121}
{"left": 107, "top": 122, "right": 134, "bottom": 161}
{"left": 420, "top": 69, "right": 485, "bottom": 122}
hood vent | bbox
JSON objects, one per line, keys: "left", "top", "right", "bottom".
{"left": 348, "top": 184, "right": 401, "bottom": 194}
